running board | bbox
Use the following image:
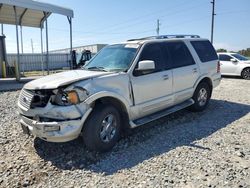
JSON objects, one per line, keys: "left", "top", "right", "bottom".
{"left": 130, "top": 99, "right": 194, "bottom": 128}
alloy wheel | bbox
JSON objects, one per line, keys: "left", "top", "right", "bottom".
{"left": 99, "top": 114, "right": 117, "bottom": 143}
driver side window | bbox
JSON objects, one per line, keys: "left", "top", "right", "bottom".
{"left": 134, "top": 43, "right": 165, "bottom": 76}
{"left": 219, "top": 54, "right": 232, "bottom": 62}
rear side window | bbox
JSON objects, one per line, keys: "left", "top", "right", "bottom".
{"left": 167, "top": 42, "right": 195, "bottom": 69}
{"left": 191, "top": 40, "right": 218, "bottom": 62}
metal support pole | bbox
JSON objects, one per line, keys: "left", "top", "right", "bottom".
{"left": 68, "top": 17, "right": 73, "bottom": 69}
{"left": 1, "top": 24, "right": 3, "bottom": 35}
{"left": 20, "top": 26, "right": 24, "bottom": 75}
{"left": 14, "top": 6, "right": 21, "bottom": 81}
{"left": 45, "top": 14, "right": 49, "bottom": 75}
{"left": 20, "top": 26, "right": 23, "bottom": 54}
{"left": 156, "top": 19, "right": 160, "bottom": 36}
{"left": 211, "top": 0, "right": 216, "bottom": 44}
{"left": 40, "top": 27, "right": 44, "bottom": 76}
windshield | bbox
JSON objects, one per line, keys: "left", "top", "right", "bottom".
{"left": 84, "top": 44, "right": 139, "bottom": 72}
{"left": 231, "top": 54, "right": 249, "bottom": 61}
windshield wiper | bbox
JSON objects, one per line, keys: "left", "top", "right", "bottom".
{"left": 87, "top": 66, "right": 108, "bottom": 72}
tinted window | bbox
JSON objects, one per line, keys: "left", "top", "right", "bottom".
{"left": 167, "top": 42, "right": 195, "bottom": 68}
{"left": 231, "top": 54, "right": 248, "bottom": 61}
{"left": 219, "top": 54, "right": 232, "bottom": 61}
{"left": 191, "top": 40, "right": 218, "bottom": 62}
{"left": 138, "top": 43, "right": 165, "bottom": 72}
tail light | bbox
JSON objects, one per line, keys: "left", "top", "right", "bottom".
{"left": 217, "top": 61, "right": 220, "bottom": 73}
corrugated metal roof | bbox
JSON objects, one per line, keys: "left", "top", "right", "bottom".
{"left": 0, "top": 0, "right": 73, "bottom": 28}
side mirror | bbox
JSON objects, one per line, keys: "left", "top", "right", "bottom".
{"left": 137, "top": 60, "right": 155, "bottom": 71}
{"left": 230, "top": 58, "right": 238, "bottom": 63}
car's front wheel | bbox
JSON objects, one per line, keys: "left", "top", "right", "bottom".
{"left": 82, "top": 104, "right": 121, "bottom": 152}
{"left": 241, "top": 68, "right": 250, "bottom": 80}
{"left": 190, "top": 82, "right": 211, "bottom": 112}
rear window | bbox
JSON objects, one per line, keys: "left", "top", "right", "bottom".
{"left": 191, "top": 40, "right": 218, "bottom": 62}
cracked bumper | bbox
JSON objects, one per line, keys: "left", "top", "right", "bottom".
{"left": 18, "top": 102, "right": 92, "bottom": 142}
{"left": 20, "top": 115, "right": 84, "bottom": 142}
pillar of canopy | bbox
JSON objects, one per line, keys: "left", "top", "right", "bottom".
{"left": 0, "top": 0, "right": 74, "bottom": 81}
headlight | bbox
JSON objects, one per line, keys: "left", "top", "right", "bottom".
{"left": 53, "top": 87, "right": 89, "bottom": 106}
{"left": 62, "top": 90, "right": 79, "bottom": 104}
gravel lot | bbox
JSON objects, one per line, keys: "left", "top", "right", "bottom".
{"left": 0, "top": 78, "right": 250, "bottom": 188}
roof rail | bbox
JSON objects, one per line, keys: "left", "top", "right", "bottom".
{"left": 127, "top": 35, "right": 200, "bottom": 41}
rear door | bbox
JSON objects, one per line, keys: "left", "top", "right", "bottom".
{"left": 165, "top": 41, "right": 199, "bottom": 104}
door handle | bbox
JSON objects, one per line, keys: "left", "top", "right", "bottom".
{"left": 163, "top": 74, "right": 169, "bottom": 80}
{"left": 193, "top": 68, "right": 198, "bottom": 73}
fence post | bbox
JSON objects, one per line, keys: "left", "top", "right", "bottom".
{"left": 2, "top": 61, "right": 6, "bottom": 78}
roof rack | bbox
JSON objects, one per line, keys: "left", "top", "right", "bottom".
{"left": 127, "top": 35, "right": 200, "bottom": 41}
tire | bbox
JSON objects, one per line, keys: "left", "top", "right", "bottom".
{"left": 82, "top": 104, "right": 121, "bottom": 152}
{"left": 190, "top": 82, "right": 211, "bottom": 112}
{"left": 241, "top": 68, "right": 250, "bottom": 80}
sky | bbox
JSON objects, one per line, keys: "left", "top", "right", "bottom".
{"left": 2, "top": 0, "right": 250, "bottom": 53}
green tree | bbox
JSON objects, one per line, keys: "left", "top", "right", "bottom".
{"left": 238, "top": 48, "right": 250, "bottom": 57}
{"left": 216, "top": 48, "right": 227, "bottom": 52}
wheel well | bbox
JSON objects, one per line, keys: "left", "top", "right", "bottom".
{"left": 241, "top": 67, "right": 250, "bottom": 76}
{"left": 92, "top": 97, "right": 130, "bottom": 130}
{"left": 198, "top": 77, "right": 213, "bottom": 97}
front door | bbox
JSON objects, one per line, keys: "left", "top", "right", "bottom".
{"left": 130, "top": 42, "right": 173, "bottom": 116}
{"left": 219, "top": 54, "right": 238, "bottom": 75}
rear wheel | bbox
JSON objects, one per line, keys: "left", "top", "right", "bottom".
{"left": 82, "top": 105, "right": 121, "bottom": 152}
{"left": 190, "top": 82, "right": 211, "bottom": 112}
{"left": 241, "top": 68, "right": 250, "bottom": 80}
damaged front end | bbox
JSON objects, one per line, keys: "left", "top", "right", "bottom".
{"left": 18, "top": 87, "right": 92, "bottom": 142}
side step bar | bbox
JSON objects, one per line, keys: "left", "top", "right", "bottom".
{"left": 130, "top": 99, "right": 194, "bottom": 128}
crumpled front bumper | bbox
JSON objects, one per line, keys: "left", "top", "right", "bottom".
{"left": 20, "top": 115, "right": 84, "bottom": 142}
{"left": 18, "top": 102, "right": 92, "bottom": 142}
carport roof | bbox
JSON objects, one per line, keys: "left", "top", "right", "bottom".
{"left": 0, "top": 0, "right": 74, "bottom": 28}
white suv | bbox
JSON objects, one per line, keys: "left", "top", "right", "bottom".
{"left": 18, "top": 35, "right": 221, "bottom": 152}
{"left": 218, "top": 52, "right": 250, "bottom": 79}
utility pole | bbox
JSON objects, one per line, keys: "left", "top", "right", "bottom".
{"left": 31, "top": 39, "right": 34, "bottom": 53}
{"left": 211, "top": 0, "right": 216, "bottom": 44}
{"left": 156, "top": 19, "right": 160, "bottom": 36}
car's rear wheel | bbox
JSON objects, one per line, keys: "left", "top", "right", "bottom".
{"left": 241, "top": 68, "right": 250, "bottom": 80}
{"left": 190, "top": 82, "right": 211, "bottom": 112}
{"left": 82, "top": 104, "right": 121, "bottom": 152}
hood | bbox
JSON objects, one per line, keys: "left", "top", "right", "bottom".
{"left": 24, "top": 70, "right": 111, "bottom": 90}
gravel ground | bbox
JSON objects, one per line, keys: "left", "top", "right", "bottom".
{"left": 0, "top": 78, "right": 250, "bottom": 188}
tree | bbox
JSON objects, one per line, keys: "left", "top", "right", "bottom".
{"left": 216, "top": 48, "right": 227, "bottom": 52}
{"left": 238, "top": 48, "right": 250, "bottom": 57}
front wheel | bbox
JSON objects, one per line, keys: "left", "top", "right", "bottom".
{"left": 82, "top": 105, "right": 121, "bottom": 152}
{"left": 241, "top": 68, "right": 250, "bottom": 80}
{"left": 190, "top": 82, "right": 211, "bottom": 112}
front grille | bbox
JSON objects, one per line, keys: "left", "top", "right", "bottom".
{"left": 19, "top": 89, "right": 35, "bottom": 110}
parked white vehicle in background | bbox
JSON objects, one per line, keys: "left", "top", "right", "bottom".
{"left": 18, "top": 35, "right": 221, "bottom": 152}
{"left": 218, "top": 52, "right": 250, "bottom": 79}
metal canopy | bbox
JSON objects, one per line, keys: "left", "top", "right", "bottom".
{"left": 0, "top": 0, "right": 73, "bottom": 28}
{"left": 0, "top": 0, "right": 74, "bottom": 81}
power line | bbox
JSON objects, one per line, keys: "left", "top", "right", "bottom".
{"left": 49, "top": 1, "right": 208, "bottom": 39}
{"left": 78, "top": 0, "right": 188, "bottom": 32}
